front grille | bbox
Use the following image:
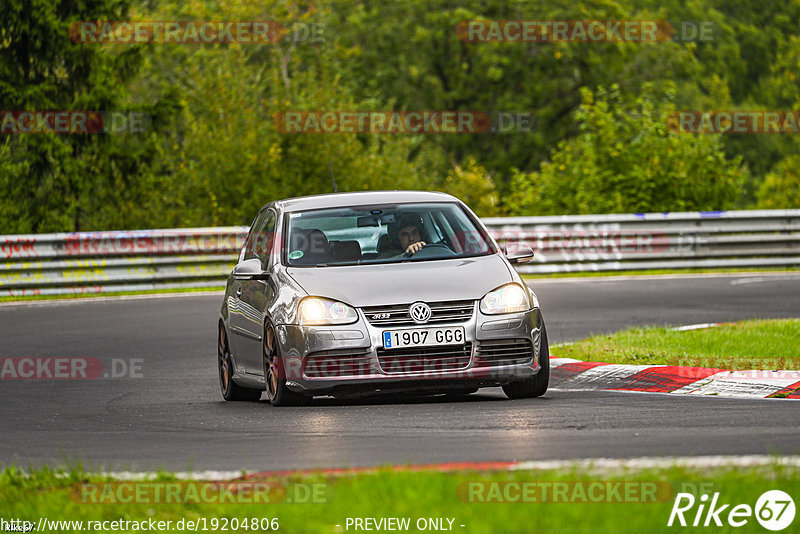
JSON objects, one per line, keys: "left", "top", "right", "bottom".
{"left": 377, "top": 343, "right": 472, "bottom": 374}
{"left": 304, "top": 349, "right": 373, "bottom": 378}
{"left": 362, "top": 300, "right": 475, "bottom": 327}
{"left": 475, "top": 338, "right": 533, "bottom": 367}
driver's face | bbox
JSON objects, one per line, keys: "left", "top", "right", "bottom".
{"left": 397, "top": 225, "right": 421, "bottom": 249}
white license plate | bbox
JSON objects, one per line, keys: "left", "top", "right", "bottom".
{"left": 382, "top": 327, "right": 465, "bottom": 349}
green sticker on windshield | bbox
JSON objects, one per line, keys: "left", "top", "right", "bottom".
{"left": 288, "top": 250, "right": 304, "bottom": 260}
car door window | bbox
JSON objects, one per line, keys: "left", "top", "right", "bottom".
{"left": 255, "top": 210, "right": 277, "bottom": 269}
{"left": 241, "top": 210, "right": 267, "bottom": 263}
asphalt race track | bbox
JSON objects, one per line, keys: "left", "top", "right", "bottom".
{"left": 1, "top": 273, "right": 799, "bottom": 471}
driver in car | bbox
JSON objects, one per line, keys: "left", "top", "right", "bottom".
{"left": 389, "top": 213, "right": 427, "bottom": 256}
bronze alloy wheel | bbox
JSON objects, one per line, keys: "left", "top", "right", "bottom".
{"left": 263, "top": 324, "right": 279, "bottom": 401}
{"left": 218, "top": 323, "right": 231, "bottom": 397}
{"left": 218, "top": 322, "right": 261, "bottom": 401}
{"left": 262, "top": 321, "right": 307, "bottom": 406}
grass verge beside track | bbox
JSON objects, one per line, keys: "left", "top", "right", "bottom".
{"left": 1, "top": 463, "right": 798, "bottom": 533}
{"left": 553, "top": 318, "right": 800, "bottom": 370}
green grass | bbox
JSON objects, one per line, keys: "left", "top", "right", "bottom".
{"left": 523, "top": 266, "right": 800, "bottom": 279}
{"left": 0, "top": 286, "right": 224, "bottom": 303}
{"left": 553, "top": 318, "right": 800, "bottom": 370}
{"left": 1, "top": 463, "right": 799, "bottom": 533}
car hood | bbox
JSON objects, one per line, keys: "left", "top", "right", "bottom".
{"left": 286, "top": 254, "right": 514, "bottom": 307}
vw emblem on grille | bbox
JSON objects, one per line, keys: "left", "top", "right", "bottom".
{"left": 409, "top": 302, "right": 432, "bottom": 324}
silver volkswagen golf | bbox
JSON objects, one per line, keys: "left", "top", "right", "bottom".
{"left": 217, "top": 191, "right": 549, "bottom": 405}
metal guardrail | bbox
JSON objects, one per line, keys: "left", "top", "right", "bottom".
{"left": 1, "top": 210, "right": 799, "bottom": 297}
{"left": 0, "top": 227, "right": 246, "bottom": 297}
{"left": 484, "top": 209, "right": 800, "bottom": 274}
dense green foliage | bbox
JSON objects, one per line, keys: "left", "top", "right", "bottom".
{"left": 508, "top": 84, "right": 747, "bottom": 214}
{"left": 1, "top": 0, "right": 799, "bottom": 232}
{"left": 0, "top": 0, "right": 176, "bottom": 232}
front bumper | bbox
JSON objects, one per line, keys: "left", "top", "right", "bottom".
{"left": 275, "top": 303, "right": 543, "bottom": 396}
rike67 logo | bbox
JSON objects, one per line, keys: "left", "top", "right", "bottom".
{"left": 668, "top": 490, "right": 795, "bottom": 531}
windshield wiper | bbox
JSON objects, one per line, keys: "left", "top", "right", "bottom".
{"left": 314, "top": 261, "right": 361, "bottom": 267}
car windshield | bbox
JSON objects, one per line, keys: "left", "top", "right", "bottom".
{"left": 284, "top": 202, "right": 494, "bottom": 267}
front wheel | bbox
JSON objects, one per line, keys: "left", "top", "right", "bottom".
{"left": 502, "top": 321, "right": 550, "bottom": 399}
{"left": 218, "top": 322, "right": 262, "bottom": 401}
{"left": 263, "top": 321, "right": 308, "bottom": 407}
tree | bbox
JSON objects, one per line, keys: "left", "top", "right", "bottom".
{"left": 0, "top": 0, "right": 175, "bottom": 232}
{"left": 757, "top": 155, "right": 800, "bottom": 209}
{"left": 507, "top": 84, "right": 748, "bottom": 215}
{"left": 332, "top": 0, "right": 711, "bottom": 203}
{"left": 129, "top": 0, "right": 442, "bottom": 227}
{"left": 441, "top": 157, "right": 500, "bottom": 216}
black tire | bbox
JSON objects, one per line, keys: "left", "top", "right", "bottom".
{"left": 263, "top": 321, "right": 308, "bottom": 407}
{"left": 502, "top": 321, "right": 550, "bottom": 399}
{"left": 218, "top": 322, "right": 262, "bottom": 401}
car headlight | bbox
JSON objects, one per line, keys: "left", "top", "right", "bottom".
{"left": 298, "top": 297, "right": 358, "bottom": 325}
{"left": 480, "top": 283, "right": 529, "bottom": 315}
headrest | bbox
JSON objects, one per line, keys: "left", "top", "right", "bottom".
{"left": 377, "top": 234, "right": 393, "bottom": 253}
{"left": 332, "top": 240, "right": 361, "bottom": 261}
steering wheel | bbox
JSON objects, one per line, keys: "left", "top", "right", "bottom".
{"left": 403, "top": 243, "right": 456, "bottom": 259}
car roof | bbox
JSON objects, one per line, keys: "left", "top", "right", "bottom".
{"left": 274, "top": 190, "right": 460, "bottom": 212}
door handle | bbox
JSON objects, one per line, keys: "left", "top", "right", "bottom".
{"left": 236, "top": 287, "right": 242, "bottom": 298}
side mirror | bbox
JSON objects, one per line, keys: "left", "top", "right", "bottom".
{"left": 504, "top": 244, "right": 535, "bottom": 264}
{"left": 232, "top": 258, "right": 270, "bottom": 281}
